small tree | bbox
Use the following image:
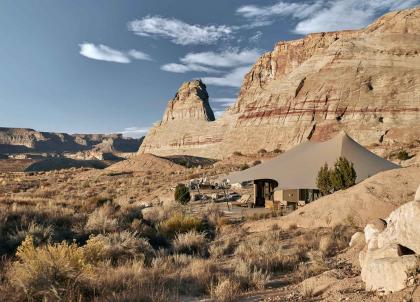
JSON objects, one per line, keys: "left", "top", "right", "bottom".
{"left": 316, "top": 157, "right": 356, "bottom": 195}
{"left": 330, "top": 157, "right": 357, "bottom": 191}
{"left": 175, "top": 184, "right": 191, "bottom": 205}
{"left": 316, "top": 163, "right": 333, "bottom": 195}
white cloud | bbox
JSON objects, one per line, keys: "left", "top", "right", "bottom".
{"left": 210, "top": 98, "right": 237, "bottom": 107}
{"left": 213, "top": 110, "right": 225, "bottom": 118}
{"left": 180, "top": 49, "right": 262, "bottom": 68}
{"left": 161, "top": 48, "right": 262, "bottom": 75}
{"left": 236, "top": 0, "right": 420, "bottom": 34}
{"left": 160, "top": 63, "right": 220, "bottom": 74}
{"left": 79, "top": 43, "right": 131, "bottom": 63}
{"left": 202, "top": 66, "right": 252, "bottom": 88}
{"left": 128, "top": 50, "right": 152, "bottom": 61}
{"left": 120, "top": 127, "right": 149, "bottom": 138}
{"left": 294, "top": 0, "right": 420, "bottom": 34}
{"left": 128, "top": 16, "right": 233, "bottom": 45}
{"left": 79, "top": 43, "right": 151, "bottom": 63}
{"left": 237, "top": 1, "right": 321, "bottom": 20}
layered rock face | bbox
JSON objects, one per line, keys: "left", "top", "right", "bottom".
{"left": 0, "top": 127, "right": 142, "bottom": 154}
{"left": 140, "top": 8, "right": 420, "bottom": 159}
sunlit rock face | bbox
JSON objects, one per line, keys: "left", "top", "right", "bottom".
{"left": 140, "top": 8, "right": 420, "bottom": 159}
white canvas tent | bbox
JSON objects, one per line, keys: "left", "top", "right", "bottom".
{"left": 228, "top": 131, "right": 399, "bottom": 190}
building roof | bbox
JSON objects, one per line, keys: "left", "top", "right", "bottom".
{"left": 227, "top": 132, "right": 399, "bottom": 190}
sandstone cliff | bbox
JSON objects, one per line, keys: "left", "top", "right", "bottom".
{"left": 140, "top": 8, "right": 420, "bottom": 159}
{"left": 0, "top": 127, "right": 143, "bottom": 154}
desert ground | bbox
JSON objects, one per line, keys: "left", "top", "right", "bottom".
{"left": 0, "top": 148, "right": 419, "bottom": 302}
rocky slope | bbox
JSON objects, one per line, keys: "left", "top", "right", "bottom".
{"left": 0, "top": 127, "right": 143, "bottom": 154}
{"left": 140, "top": 8, "right": 420, "bottom": 159}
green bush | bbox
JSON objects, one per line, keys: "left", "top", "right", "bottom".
{"left": 174, "top": 184, "right": 190, "bottom": 205}
{"left": 397, "top": 150, "right": 410, "bottom": 160}
{"left": 316, "top": 157, "right": 356, "bottom": 195}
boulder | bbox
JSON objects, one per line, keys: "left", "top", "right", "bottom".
{"left": 361, "top": 255, "right": 418, "bottom": 293}
{"left": 349, "top": 232, "right": 365, "bottom": 247}
{"left": 377, "top": 201, "right": 420, "bottom": 254}
{"left": 364, "top": 219, "right": 387, "bottom": 250}
{"left": 360, "top": 243, "right": 403, "bottom": 269}
{"left": 415, "top": 185, "right": 420, "bottom": 202}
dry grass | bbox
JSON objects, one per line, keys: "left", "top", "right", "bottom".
{"left": 234, "top": 230, "right": 307, "bottom": 273}
{"left": 212, "top": 278, "right": 241, "bottom": 302}
{"left": 172, "top": 230, "right": 208, "bottom": 256}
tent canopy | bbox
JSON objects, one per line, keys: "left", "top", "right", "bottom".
{"left": 227, "top": 131, "right": 399, "bottom": 190}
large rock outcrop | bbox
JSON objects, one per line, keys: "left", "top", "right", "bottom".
{"left": 359, "top": 185, "right": 420, "bottom": 294}
{"left": 140, "top": 8, "right": 420, "bottom": 159}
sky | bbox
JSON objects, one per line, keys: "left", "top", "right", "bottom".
{"left": 1, "top": 0, "right": 418, "bottom": 137}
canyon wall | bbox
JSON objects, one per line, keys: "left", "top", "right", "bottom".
{"left": 140, "top": 8, "right": 420, "bottom": 159}
{"left": 0, "top": 127, "right": 143, "bottom": 154}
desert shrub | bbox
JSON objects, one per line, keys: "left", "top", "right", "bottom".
{"left": 173, "top": 230, "right": 208, "bottom": 257}
{"left": 257, "top": 149, "right": 267, "bottom": 155}
{"left": 202, "top": 202, "right": 224, "bottom": 227}
{"left": 252, "top": 160, "right": 262, "bottom": 166}
{"left": 6, "top": 221, "right": 53, "bottom": 252}
{"left": 234, "top": 260, "right": 270, "bottom": 290}
{"left": 273, "top": 148, "right": 283, "bottom": 154}
{"left": 397, "top": 149, "right": 410, "bottom": 160}
{"left": 174, "top": 184, "right": 191, "bottom": 205}
{"left": 318, "top": 224, "right": 355, "bottom": 257}
{"left": 117, "top": 205, "right": 143, "bottom": 227}
{"left": 209, "top": 237, "right": 237, "bottom": 258}
{"left": 232, "top": 151, "right": 242, "bottom": 156}
{"left": 212, "top": 278, "right": 241, "bottom": 302}
{"left": 85, "top": 203, "right": 118, "bottom": 233}
{"left": 296, "top": 260, "right": 329, "bottom": 282}
{"left": 88, "top": 261, "right": 171, "bottom": 302}
{"left": 182, "top": 258, "right": 219, "bottom": 295}
{"left": 85, "top": 231, "right": 154, "bottom": 264}
{"left": 158, "top": 213, "right": 203, "bottom": 239}
{"left": 234, "top": 231, "right": 306, "bottom": 273}
{"left": 239, "top": 164, "right": 249, "bottom": 171}
{"left": 7, "top": 236, "right": 92, "bottom": 299}
{"left": 81, "top": 195, "right": 112, "bottom": 212}
{"left": 316, "top": 163, "right": 333, "bottom": 195}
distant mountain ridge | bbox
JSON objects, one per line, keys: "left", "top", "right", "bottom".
{"left": 140, "top": 8, "right": 420, "bottom": 159}
{"left": 0, "top": 127, "right": 143, "bottom": 154}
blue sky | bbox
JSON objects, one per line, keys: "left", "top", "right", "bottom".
{"left": 1, "top": 0, "right": 418, "bottom": 137}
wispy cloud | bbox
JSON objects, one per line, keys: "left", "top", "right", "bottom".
{"left": 294, "top": 0, "right": 420, "bottom": 34}
{"left": 161, "top": 48, "right": 262, "bottom": 75}
{"left": 236, "top": 0, "right": 420, "bottom": 34}
{"left": 128, "top": 16, "right": 233, "bottom": 45}
{"left": 210, "top": 98, "right": 237, "bottom": 107}
{"left": 249, "top": 31, "right": 263, "bottom": 43}
{"left": 79, "top": 43, "right": 151, "bottom": 63}
{"left": 202, "top": 66, "right": 252, "bottom": 88}
{"left": 128, "top": 50, "right": 152, "bottom": 61}
{"left": 161, "top": 63, "right": 220, "bottom": 74}
{"left": 120, "top": 126, "right": 149, "bottom": 138}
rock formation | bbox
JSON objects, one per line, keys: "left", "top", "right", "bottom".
{"left": 359, "top": 185, "right": 420, "bottom": 293}
{"left": 140, "top": 8, "right": 420, "bottom": 159}
{"left": 0, "top": 127, "right": 143, "bottom": 154}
